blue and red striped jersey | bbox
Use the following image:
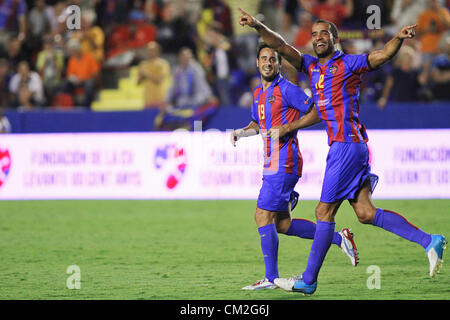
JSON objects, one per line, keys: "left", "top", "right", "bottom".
{"left": 251, "top": 73, "right": 313, "bottom": 176}
{"left": 301, "top": 50, "right": 372, "bottom": 146}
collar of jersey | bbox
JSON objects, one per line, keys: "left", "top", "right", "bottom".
{"left": 317, "top": 50, "right": 344, "bottom": 67}
{"left": 259, "top": 72, "right": 283, "bottom": 93}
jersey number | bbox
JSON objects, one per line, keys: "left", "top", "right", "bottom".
{"left": 315, "top": 74, "right": 324, "bottom": 90}
{"left": 258, "top": 104, "right": 265, "bottom": 120}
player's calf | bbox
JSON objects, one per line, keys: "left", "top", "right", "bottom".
{"left": 274, "top": 212, "right": 292, "bottom": 234}
{"left": 354, "top": 207, "right": 376, "bottom": 224}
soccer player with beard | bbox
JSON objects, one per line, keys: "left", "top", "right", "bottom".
{"left": 231, "top": 42, "right": 359, "bottom": 290}
{"left": 238, "top": 8, "right": 447, "bottom": 295}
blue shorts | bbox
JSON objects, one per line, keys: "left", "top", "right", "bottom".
{"left": 320, "top": 141, "right": 378, "bottom": 203}
{"left": 257, "top": 173, "right": 299, "bottom": 212}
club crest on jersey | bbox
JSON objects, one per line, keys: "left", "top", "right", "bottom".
{"left": 329, "top": 65, "right": 338, "bottom": 74}
{"left": 268, "top": 95, "right": 276, "bottom": 104}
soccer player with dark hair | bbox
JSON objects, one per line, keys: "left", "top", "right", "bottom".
{"left": 238, "top": 8, "right": 447, "bottom": 295}
{"left": 231, "top": 42, "right": 359, "bottom": 290}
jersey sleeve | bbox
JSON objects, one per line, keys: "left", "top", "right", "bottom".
{"left": 300, "top": 53, "right": 316, "bottom": 74}
{"left": 283, "top": 82, "right": 313, "bottom": 115}
{"left": 251, "top": 91, "right": 259, "bottom": 124}
{"left": 345, "top": 54, "right": 372, "bottom": 74}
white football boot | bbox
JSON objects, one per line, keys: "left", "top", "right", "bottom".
{"left": 339, "top": 228, "right": 359, "bottom": 266}
{"left": 426, "top": 234, "right": 447, "bottom": 277}
{"left": 242, "top": 278, "right": 277, "bottom": 290}
{"left": 273, "top": 275, "right": 300, "bottom": 292}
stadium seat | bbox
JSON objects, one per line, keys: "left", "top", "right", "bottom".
{"left": 51, "top": 93, "right": 74, "bottom": 109}
{"left": 107, "top": 25, "right": 130, "bottom": 49}
{"left": 106, "top": 25, "right": 131, "bottom": 58}
{"left": 126, "top": 23, "right": 157, "bottom": 49}
{"left": 91, "top": 66, "right": 145, "bottom": 111}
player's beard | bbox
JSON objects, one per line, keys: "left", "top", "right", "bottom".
{"left": 314, "top": 41, "right": 335, "bottom": 58}
{"left": 261, "top": 71, "right": 278, "bottom": 82}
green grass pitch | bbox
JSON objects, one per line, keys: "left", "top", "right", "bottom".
{"left": 0, "top": 200, "right": 448, "bottom": 300}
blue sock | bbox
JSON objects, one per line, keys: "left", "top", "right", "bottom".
{"left": 258, "top": 224, "right": 279, "bottom": 283}
{"left": 372, "top": 208, "right": 431, "bottom": 249}
{"left": 286, "top": 219, "right": 342, "bottom": 247}
{"left": 302, "top": 221, "right": 335, "bottom": 285}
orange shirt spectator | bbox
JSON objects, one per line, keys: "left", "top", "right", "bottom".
{"left": 417, "top": 5, "right": 450, "bottom": 54}
{"left": 66, "top": 52, "right": 99, "bottom": 81}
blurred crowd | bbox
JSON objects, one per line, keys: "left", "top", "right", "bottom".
{"left": 0, "top": 0, "right": 448, "bottom": 117}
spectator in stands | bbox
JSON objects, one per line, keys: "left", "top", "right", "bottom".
{"left": 28, "top": 0, "right": 52, "bottom": 38}
{"left": 154, "top": 47, "right": 218, "bottom": 130}
{"left": 36, "top": 34, "right": 65, "bottom": 105}
{"left": 226, "top": 0, "right": 261, "bottom": 74}
{"left": 44, "top": 1, "right": 63, "bottom": 35}
{"left": 293, "top": 11, "right": 314, "bottom": 49}
{"left": 310, "top": 0, "right": 353, "bottom": 28}
{"left": 95, "top": 0, "right": 130, "bottom": 30}
{"left": 9, "top": 60, "right": 45, "bottom": 109}
{"left": 26, "top": 1, "right": 54, "bottom": 68}
{"left": 0, "top": 0, "right": 27, "bottom": 47}
{"left": 156, "top": 1, "right": 195, "bottom": 58}
{"left": 143, "top": 0, "right": 160, "bottom": 24}
{"left": 430, "top": 33, "right": 450, "bottom": 100}
{"left": 167, "top": 47, "right": 216, "bottom": 108}
{"left": 377, "top": 47, "right": 425, "bottom": 109}
{"left": 203, "top": 23, "right": 232, "bottom": 106}
{"left": 258, "top": 0, "right": 283, "bottom": 31}
{"left": 138, "top": 41, "right": 172, "bottom": 108}
{"left": 0, "top": 37, "right": 28, "bottom": 70}
{"left": 416, "top": 0, "right": 450, "bottom": 96}
{"left": 0, "top": 58, "right": 13, "bottom": 109}
{"left": 129, "top": 0, "right": 148, "bottom": 22}
{"left": 49, "top": 2, "right": 67, "bottom": 41}
{"left": 417, "top": 0, "right": 450, "bottom": 58}
{"left": 390, "top": 0, "right": 426, "bottom": 34}
{"left": 196, "top": 0, "right": 233, "bottom": 51}
{"left": 61, "top": 39, "right": 100, "bottom": 108}
{"left": 295, "top": 0, "right": 317, "bottom": 14}
{"left": 278, "top": 11, "right": 299, "bottom": 46}
{"left": 203, "top": 0, "right": 233, "bottom": 38}
{"left": 72, "top": 9, "right": 105, "bottom": 63}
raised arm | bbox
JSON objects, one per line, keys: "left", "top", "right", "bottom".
{"left": 238, "top": 7, "right": 304, "bottom": 71}
{"left": 267, "top": 105, "right": 321, "bottom": 140}
{"left": 367, "top": 24, "right": 416, "bottom": 70}
{"left": 230, "top": 120, "right": 259, "bottom": 147}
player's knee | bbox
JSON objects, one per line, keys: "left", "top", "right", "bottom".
{"left": 315, "top": 205, "right": 333, "bottom": 222}
{"left": 254, "top": 208, "right": 275, "bottom": 227}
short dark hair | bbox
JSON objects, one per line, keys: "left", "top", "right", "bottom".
{"left": 314, "top": 19, "right": 339, "bottom": 39}
{"left": 256, "top": 42, "right": 282, "bottom": 64}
